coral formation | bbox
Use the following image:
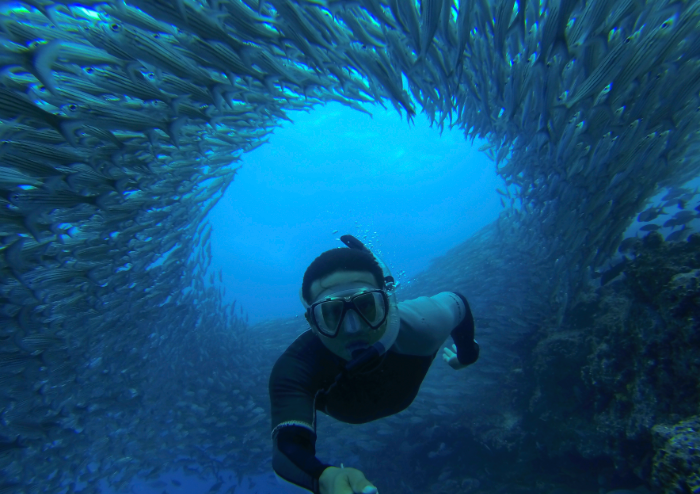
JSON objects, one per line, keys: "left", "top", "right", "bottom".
{"left": 651, "top": 416, "right": 700, "bottom": 494}
{"left": 495, "top": 232, "right": 700, "bottom": 491}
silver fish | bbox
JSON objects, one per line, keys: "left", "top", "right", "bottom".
{"left": 564, "top": 30, "right": 641, "bottom": 109}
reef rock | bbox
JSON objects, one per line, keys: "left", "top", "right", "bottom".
{"left": 651, "top": 416, "right": 700, "bottom": 494}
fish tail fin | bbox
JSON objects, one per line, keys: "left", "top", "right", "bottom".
{"left": 209, "top": 85, "right": 227, "bottom": 113}
{"left": 167, "top": 116, "right": 188, "bottom": 148}
{"left": 30, "top": 40, "right": 63, "bottom": 95}
{"left": 169, "top": 95, "right": 191, "bottom": 116}
{"left": 263, "top": 75, "right": 282, "bottom": 94}
{"left": 23, "top": 212, "right": 44, "bottom": 242}
{"left": 114, "top": 177, "right": 130, "bottom": 195}
{"left": 95, "top": 191, "right": 115, "bottom": 211}
{"left": 56, "top": 119, "right": 84, "bottom": 147}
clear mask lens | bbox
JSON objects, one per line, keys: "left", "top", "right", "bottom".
{"left": 312, "top": 290, "right": 386, "bottom": 337}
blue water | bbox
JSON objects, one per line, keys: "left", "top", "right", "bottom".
{"left": 208, "top": 102, "right": 502, "bottom": 324}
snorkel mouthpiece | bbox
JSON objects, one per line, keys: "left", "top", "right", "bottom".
{"left": 347, "top": 345, "right": 381, "bottom": 373}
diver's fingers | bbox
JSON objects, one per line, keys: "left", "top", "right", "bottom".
{"left": 442, "top": 347, "right": 456, "bottom": 360}
{"left": 346, "top": 468, "right": 377, "bottom": 494}
{"left": 452, "top": 344, "right": 457, "bottom": 352}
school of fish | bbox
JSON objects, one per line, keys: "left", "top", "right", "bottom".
{"left": 1, "top": 0, "right": 700, "bottom": 492}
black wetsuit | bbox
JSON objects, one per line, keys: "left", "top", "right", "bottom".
{"left": 268, "top": 292, "right": 478, "bottom": 493}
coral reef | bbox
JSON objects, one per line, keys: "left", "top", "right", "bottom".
{"left": 473, "top": 232, "right": 700, "bottom": 492}
{"left": 651, "top": 416, "right": 700, "bottom": 494}
{"left": 544, "top": 233, "right": 699, "bottom": 487}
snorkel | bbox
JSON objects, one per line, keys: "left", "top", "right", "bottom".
{"left": 300, "top": 234, "right": 401, "bottom": 376}
{"left": 337, "top": 235, "right": 400, "bottom": 374}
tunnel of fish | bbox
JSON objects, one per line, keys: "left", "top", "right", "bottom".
{"left": 1, "top": 0, "right": 699, "bottom": 493}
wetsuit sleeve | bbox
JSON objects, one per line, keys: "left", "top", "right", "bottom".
{"left": 273, "top": 426, "right": 330, "bottom": 493}
{"left": 269, "top": 332, "right": 335, "bottom": 493}
{"left": 450, "top": 292, "right": 479, "bottom": 366}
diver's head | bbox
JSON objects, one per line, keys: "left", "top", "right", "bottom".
{"left": 301, "top": 248, "right": 389, "bottom": 361}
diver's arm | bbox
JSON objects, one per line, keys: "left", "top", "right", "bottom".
{"left": 449, "top": 292, "right": 479, "bottom": 366}
{"left": 269, "top": 332, "right": 339, "bottom": 493}
{"left": 394, "top": 292, "right": 478, "bottom": 363}
{"left": 273, "top": 425, "right": 330, "bottom": 493}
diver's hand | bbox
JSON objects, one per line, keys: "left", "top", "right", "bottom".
{"left": 442, "top": 344, "right": 469, "bottom": 370}
{"left": 319, "top": 466, "right": 378, "bottom": 494}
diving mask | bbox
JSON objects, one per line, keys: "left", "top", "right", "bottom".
{"left": 308, "top": 287, "right": 389, "bottom": 338}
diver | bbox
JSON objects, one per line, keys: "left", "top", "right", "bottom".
{"left": 269, "top": 235, "right": 480, "bottom": 494}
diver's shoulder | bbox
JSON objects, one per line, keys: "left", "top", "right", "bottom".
{"left": 275, "top": 329, "right": 336, "bottom": 368}
{"left": 393, "top": 292, "right": 465, "bottom": 356}
{"left": 288, "top": 328, "right": 317, "bottom": 347}
{"left": 279, "top": 329, "right": 319, "bottom": 358}
{"left": 271, "top": 330, "right": 319, "bottom": 377}
{"left": 398, "top": 291, "right": 462, "bottom": 314}
{"left": 271, "top": 329, "right": 339, "bottom": 387}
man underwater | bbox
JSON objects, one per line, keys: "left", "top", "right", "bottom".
{"left": 269, "top": 235, "right": 480, "bottom": 494}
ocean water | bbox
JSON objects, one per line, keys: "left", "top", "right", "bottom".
{"left": 1, "top": 1, "right": 699, "bottom": 493}
{"left": 207, "top": 103, "right": 502, "bottom": 324}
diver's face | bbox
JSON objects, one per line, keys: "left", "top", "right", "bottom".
{"left": 306, "top": 270, "right": 387, "bottom": 361}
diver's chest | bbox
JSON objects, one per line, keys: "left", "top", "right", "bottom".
{"left": 318, "top": 352, "right": 435, "bottom": 424}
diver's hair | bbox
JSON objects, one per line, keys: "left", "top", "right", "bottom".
{"left": 302, "top": 248, "right": 385, "bottom": 304}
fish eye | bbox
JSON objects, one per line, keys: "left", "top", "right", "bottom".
{"left": 85, "top": 67, "right": 94, "bottom": 74}
{"left": 68, "top": 104, "right": 78, "bottom": 111}
{"left": 110, "top": 23, "right": 121, "bottom": 32}
{"left": 146, "top": 72, "right": 155, "bottom": 79}
{"left": 153, "top": 33, "right": 160, "bottom": 39}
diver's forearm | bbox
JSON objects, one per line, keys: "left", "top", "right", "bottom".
{"left": 273, "top": 425, "right": 331, "bottom": 493}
